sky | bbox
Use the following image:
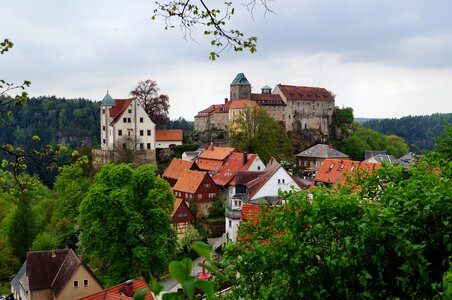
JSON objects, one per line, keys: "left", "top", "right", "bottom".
{"left": 1, "top": 0, "right": 452, "bottom": 120}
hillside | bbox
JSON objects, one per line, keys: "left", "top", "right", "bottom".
{"left": 362, "top": 113, "right": 452, "bottom": 151}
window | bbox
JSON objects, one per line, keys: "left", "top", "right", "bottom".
{"left": 128, "top": 109, "right": 132, "bottom": 113}
{"left": 278, "top": 179, "right": 285, "bottom": 184}
{"left": 304, "top": 161, "right": 308, "bottom": 167}
{"left": 208, "top": 193, "right": 216, "bottom": 198}
{"left": 123, "top": 118, "right": 127, "bottom": 123}
{"left": 229, "top": 220, "right": 232, "bottom": 228}
{"left": 103, "top": 139, "right": 106, "bottom": 144}
{"left": 257, "top": 166, "right": 261, "bottom": 170}
{"left": 102, "top": 109, "right": 105, "bottom": 114}
{"left": 128, "top": 131, "right": 131, "bottom": 136}
{"left": 84, "top": 280, "right": 89, "bottom": 287}
{"left": 185, "top": 193, "right": 188, "bottom": 198}
{"left": 140, "top": 143, "right": 144, "bottom": 150}
{"left": 102, "top": 126, "right": 105, "bottom": 131}
{"left": 204, "top": 183, "right": 210, "bottom": 188}
{"left": 147, "top": 143, "right": 151, "bottom": 149}
{"left": 127, "top": 118, "right": 131, "bottom": 123}
{"left": 123, "top": 143, "right": 126, "bottom": 150}
{"left": 140, "top": 130, "right": 144, "bottom": 136}
{"left": 74, "top": 280, "right": 79, "bottom": 288}
{"left": 189, "top": 194, "right": 193, "bottom": 199}
{"left": 147, "top": 130, "right": 151, "bottom": 136}
{"left": 118, "top": 130, "right": 122, "bottom": 136}
{"left": 198, "top": 194, "right": 202, "bottom": 199}
{"left": 140, "top": 117, "right": 144, "bottom": 123}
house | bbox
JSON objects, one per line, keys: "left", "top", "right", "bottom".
{"left": 225, "top": 159, "right": 308, "bottom": 242}
{"left": 296, "top": 144, "right": 349, "bottom": 173}
{"left": 11, "top": 249, "right": 103, "bottom": 300}
{"left": 312, "top": 158, "right": 382, "bottom": 188}
{"left": 93, "top": 92, "right": 157, "bottom": 165}
{"left": 364, "top": 153, "right": 396, "bottom": 164}
{"left": 211, "top": 152, "right": 265, "bottom": 201}
{"left": 162, "top": 158, "right": 198, "bottom": 187}
{"left": 172, "top": 198, "right": 196, "bottom": 235}
{"left": 395, "top": 152, "right": 422, "bottom": 168}
{"left": 181, "top": 148, "right": 204, "bottom": 161}
{"left": 228, "top": 99, "right": 259, "bottom": 128}
{"left": 196, "top": 145, "right": 237, "bottom": 172}
{"left": 78, "top": 277, "right": 153, "bottom": 300}
{"left": 364, "top": 150, "right": 387, "bottom": 160}
{"left": 155, "top": 129, "right": 183, "bottom": 148}
{"left": 194, "top": 73, "right": 336, "bottom": 140}
{"left": 172, "top": 170, "right": 220, "bottom": 217}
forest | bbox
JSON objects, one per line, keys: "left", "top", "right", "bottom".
{"left": 362, "top": 113, "right": 452, "bottom": 151}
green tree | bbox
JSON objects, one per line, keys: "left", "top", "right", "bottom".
{"left": 224, "top": 151, "right": 452, "bottom": 298}
{"left": 79, "top": 164, "right": 177, "bottom": 285}
{"left": 434, "top": 123, "right": 452, "bottom": 160}
{"left": 229, "top": 106, "right": 294, "bottom": 162}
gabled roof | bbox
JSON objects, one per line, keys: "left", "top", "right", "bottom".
{"left": 230, "top": 73, "right": 251, "bottom": 86}
{"left": 198, "top": 146, "right": 236, "bottom": 161}
{"left": 11, "top": 261, "right": 27, "bottom": 294}
{"left": 173, "top": 170, "right": 210, "bottom": 193}
{"left": 364, "top": 154, "right": 396, "bottom": 163}
{"left": 109, "top": 98, "right": 134, "bottom": 125}
{"left": 250, "top": 93, "right": 283, "bottom": 102}
{"left": 26, "top": 249, "right": 102, "bottom": 295}
{"left": 246, "top": 159, "right": 282, "bottom": 199}
{"left": 163, "top": 158, "right": 197, "bottom": 181}
{"left": 79, "top": 277, "right": 153, "bottom": 300}
{"left": 235, "top": 171, "right": 263, "bottom": 186}
{"left": 296, "top": 144, "right": 349, "bottom": 159}
{"left": 156, "top": 129, "right": 183, "bottom": 141}
{"left": 313, "top": 159, "right": 381, "bottom": 187}
{"left": 228, "top": 100, "right": 258, "bottom": 110}
{"left": 195, "top": 104, "right": 228, "bottom": 117}
{"left": 172, "top": 198, "right": 196, "bottom": 223}
{"left": 277, "top": 85, "right": 334, "bottom": 101}
{"left": 211, "top": 152, "right": 258, "bottom": 187}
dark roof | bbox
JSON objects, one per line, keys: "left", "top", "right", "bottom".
{"left": 277, "top": 85, "right": 334, "bottom": 101}
{"left": 364, "top": 150, "right": 387, "bottom": 160}
{"left": 230, "top": 73, "right": 251, "bottom": 86}
{"left": 101, "top": 91, "right": 116, "bottom": 106}
{"left": 27, "top": 249, "right": 70, "bottom": 291}
{"left": 235, "top": 171, "right": 263, "bottom": 186}
{"left": 52, "top": 249, "right": 82, "bottom": 296}
{"left": 296, "top": 144, "right": 349, "bottom": 159}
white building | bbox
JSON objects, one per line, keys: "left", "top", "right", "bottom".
{"left": 100, "top": 91, "right": 156, "bottom": 151}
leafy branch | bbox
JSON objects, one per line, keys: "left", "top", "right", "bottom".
{"left": 152, "top": 0, "right": 273, "bottom": 60}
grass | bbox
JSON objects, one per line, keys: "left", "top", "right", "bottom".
{"left": 0, "top": 282, "right": 10, "bottom": 295}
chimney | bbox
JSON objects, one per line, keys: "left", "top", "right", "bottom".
{"left": 51, "top": 250, "right": 56, "bottom": 258}
{"left": 243, "top": 152, "right": 248, "bottom": 165}
{"left": 124, "top": 280, "right": 134, "bottom": 297}
{"left": 224, "top": 98, "right": 228, "bottom": 104}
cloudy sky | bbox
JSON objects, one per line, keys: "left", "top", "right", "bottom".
{"left": 1, "top": 0, "right": 452, "bottom": 120}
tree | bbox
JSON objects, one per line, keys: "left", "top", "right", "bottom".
{"left": 130, "top": 80, "right": 169, "bottom": 127}
{"left": 434, "top": 123, "right": 452, "bottom": 160}
{"left": 152, "top": 1, "right": 267, "bottom": 59}
{"left": 79, "top": 164, "right": 177, "bottom": 285}
{"left": 223, "top": 150, "right": 452, "bottom": 299}
{"left": 228, "top": 106, "right": 293, "bottom": 162}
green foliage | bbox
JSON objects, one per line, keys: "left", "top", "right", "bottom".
{"left": 176, "top": 225, "right": 202, "bottom": 255}
{"left": 363, "top": 113, "right": 452, "bottom": 151}
{"left": 207, "top": 197, "right": 225, "bottom": 219}
{"left": 31, "top": 232, "right": 60, "bottom": 251}
{"left": 224, "top": 154, "right": 452, "bottom": 299}
{"left": 229, "top": 106, "right": 294, "bottom": 162}
{"left": 340, "top": 123, "right": 409, "bottom": 160}
{"left": 79, "top": 163, "right": 177, "bottom": 285}
{"left": 335, "top": 107, "right": 354, "bottom": 128}
{"left": 434, "top": 124, "right": 452, "bottom": 160}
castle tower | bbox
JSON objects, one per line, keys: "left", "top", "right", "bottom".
{"left": 100, "top": 91, "right": 115, "bottom": 150}
{"left": 230, "top": 73, "right": 251, "bottom": 100}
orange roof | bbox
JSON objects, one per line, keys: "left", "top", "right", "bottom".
{"left": 79, "top": 277, "right": 153, "bottom": 300}
{"left": 241, "top": 203, "right": 261, "bottom": 224}
{"left": 212, "top": 152, "right": 258, "bottom": 187}
{"left": 156, "top": 129, "right": 183, "bottom": 141}
{"left": 277, "top": 85, "right": 334, "bottom": 101}
{"left": 163, "top": 158, "right": 196, "bottom": 180}
{"left": 196, "top": 158, "right": 223, "bottom": 171}
{"left": 313, "top": 159, "right": 382, "bottom": 187}
{"left": 109, "top": 99, "right": 133, "bottom": 125}
{"left": 228, "top": 100, "right": 258, "bottom": 110}
{"left": 173, "top": 170, "right": 209, "bottom": 193}
{"left": 198, "top": 146, "right": 236, "bottom": 161}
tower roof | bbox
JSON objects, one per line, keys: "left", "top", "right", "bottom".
{"left": 100, "top": 91, "right": 115, "bottom": 106}
{"left": 230, "top": 73, "right": 251, "bottom": 86}
{"left": 262, "top": 85, "right": 272, "bottom": 90}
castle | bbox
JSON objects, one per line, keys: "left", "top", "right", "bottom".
{"left": 194, "top": 73, "right": 335, "bottom": 142}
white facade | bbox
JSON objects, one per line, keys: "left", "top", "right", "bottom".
{"left": 251, "top": 166, "right": 301, "bottom": 200}
{"left": 247, "top": 156, "right": 265, "bottom": 172}
{"left": 156, "top": 140, "right": 182, "bottom": 149}
{"left": 100, "top": 95, "right": 156, "bottom": 151}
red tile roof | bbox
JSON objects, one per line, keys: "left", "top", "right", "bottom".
{"left": 228, "top": 100, "right": 258, "bottom": 109}
{"left": 198, "top": 146, "right": 236, "bottom": 161}
{"left": 163, "top": 158, "right": 196, "bottom": 181}
{"left": 173, "top": 170, "right": 209, "bottom": 193}
{"left": 156, "top": 129, "right": 183, "bottom": 141}
{"left": 240, "top": 203, "right": 261, "bottom": 224}
{"left": 251, "top": 93, "right": 283, "bottom": 102}
{"left": 196, "top": 158, "right": 223, "bottom": 171}
{"left": 109, "top": 99, "right": 134, "bottom": 125}
{"left": 313, "top": 159, "right": 382, "bottom": 187}
{"left": 277, "top": 85, "right": 334, "bottom": 101}
{"left": 79, "top": 277, "right": 152, "bottom": 300}
{"left": 212, "top": 152, "right": 258, "bottom": 187}
{"left": 195, "top": 104, "right": 229, "bottom": 117}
